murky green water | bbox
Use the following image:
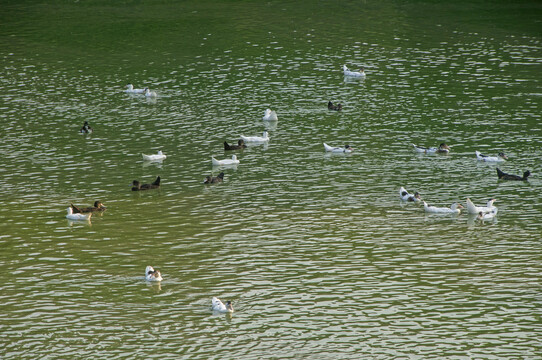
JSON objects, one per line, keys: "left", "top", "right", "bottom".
{"left": 1, "top": 1, "right": 541, "bottom": 359}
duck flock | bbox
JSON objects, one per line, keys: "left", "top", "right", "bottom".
{"left": 69, "top": 65, "right": 532, "bottom": 314}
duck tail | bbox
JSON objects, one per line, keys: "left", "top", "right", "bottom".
{"left": 224, "top": 141, "right": 230, "bottom": 150}
{"left": 152, "top": 176, "right": 161, "bottom": 186}
{"left": 71, "top": 203, "right": 82, "bottom": 213}
{"left": 496, "top": 168, "right": 505, "bottom": 179}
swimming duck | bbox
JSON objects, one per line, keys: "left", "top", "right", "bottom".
{"left": 212, "top": 155, "right": 239, "bottom": 166}
{"left": 132, "top": 176, "right": 161, "bottom": 191}
{"left": 125, "top": 84, "right": 146, "bottom": 94}
{"left": 71, "top": 201, "right": 106, "bottom": 213}
{"left": 80, "top": 121, "right": 93, "bottom": 134}
{"left": 263, "top": 109, "right": 278, "bottom": 121}
{"left": 203, "top": 172, "right": 224, "bottom": 184}
{"left": 477, "top": 209, "right": 498, "bottom": 221}
{"left": 328, "top": 101, "right": 343, "bottom": 111}
{"left": 240, "top": 131, "right": 269, "bottom": 143}
{"left": 144, "top": 88, "right": 157, "bottom": 98}
{"left": 475, "top": 151, "right": 508, "bottom": 162}
{"left": 466, "top": 198, "right": 497, "bottom": 215}
{"left": 323, "top": 143, "right": 353, "bottom": 153}
{"left": 145, "top": 266, "right": 163, "bottom": 282}
{"left": 423, "top": 201, "right": 464, "bottom": 214}
{"left": 66, "top": 207, "right": 92, "bottom": 221}
{"left": 343, "top": 65, "right": 366, "bottom": 77}
{"left": 399, "top": 187, "right": 422, "bottom": 202}
{"left": 224, "top": 139, "right": 247, "bottom": 150}
{"left": 497, "top": 168, "right": 530, "bottom": 181}
{"left": 211, "top": 297, "right": 234, "bottom": 313}
{"left": 412, "top": 143, "right": 450, "bottom": 154}
{"left": 142, "top": 150, "right": 167, "bottom": 161}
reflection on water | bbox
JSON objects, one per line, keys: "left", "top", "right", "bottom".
{"left": 1, "top": 0, "right": 541, "bottom": 359}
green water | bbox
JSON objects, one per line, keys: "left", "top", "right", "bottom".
{"left": 1, "top": 1, "right": 541, "bottom": 359}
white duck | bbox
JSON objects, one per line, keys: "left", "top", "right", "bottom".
{"left": 212, "top": 297, "right": 234, "bottom": 313}
{"left": 477, "top": 209, "right": 498, "bottom": 221}
{"left": 423, "top": 201, "right": 464, "bottom": 214}
{"left": 142, "top": 150, "right": 167, "bottom": 161}
{"left": 475, "top": 151, "right": 508, "bottom": 162}
{"left": 343, "top": 65, "right": 366, "bottom": 77}
{"left": 323, "top": 143, "right": 353, "bottom": 153}
{"left": 412, "top": 143, "right": 451, "bottom": 154}
{"left": 240, "top": 131, "right": 269, "bottom": 143}
{"left": 263, "top": 109, "right": 278, "bottom": 121}
{"left": 66, "top": 207, "right": 92, "bottom": 221}
{"left": 466, "top": 198, "right": 497, "bottom": 215}
{"left": 125, "top": 84, "right": 146, "bottom": 94}
{"left": 212, "top": 155, "right": 239, "bottom": 166}
{"left": 399, "top": 187, "right": 421, "bottom": 202}
{"left": 145, "top": 266, "right": 163, "bottom": 282}
{"left": 144, "top": 88, "right": 157, "bottom": 98}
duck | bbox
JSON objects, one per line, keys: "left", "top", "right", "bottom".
{"left": 142, "top": 150, "right": 167, "bottom": 161}
{"left": 328, "top": 101, "right": 343, "bottom": 111}
{"left": 412, "top": 143, "right": 450, "bottom": 154}
{"left": 211, "top": 297, "right": 234, "bottom": 313}
{"left": 343, "top": 64, "right": 366, "bottom": 77}
{"left": 125, "top": 84, "right": 146, "bottom": 94}
{"left": 71, "top": 201, "right": 106, "bottom": 213}
{"left": 224, "top": 139, "right": 247, "bottom": 150}
{"left": 212, "top": 155, "right": 239, "bottom": 166}
{"left": 323, "top": 143, "right": 353, "bottom": 153}
{"left": 204, "top": 172, "right": 224, "bottom": 184}
{"left": 477, "top": 209, "right": 498, "bottom": 221}
{"left": 475, "top": 151, "right": 508, "bottom": 162}
{"left": 80, "top": 121, "right": 93, "bottom": 134}
{"left": 399, "top": 187, "right": 422, "bottom": 202}
{"left": 496, "top": 168, "right": 530, "bottom": 181}
{"left": 466, "top": 198, "right": 497, "bottom": 215}
{"left": 145, "top": 266, "right": 163, "bottom": 282}
{"left": 240, "top": 131, "right": 269, "bottom": 143}
{"left": 66, "top": 207, "right": 92, "bottom": 221}
{"left": 423, "top": 201, "right": 464, "bottom": 214}
{"left": 144, "top": 88, "right": 157, "bottom": 98}
{"left": 263, "top": 109, "right": 278, "bottom": 121}
{"left": 132, "top": 176, "right": 161, "bottom": 191}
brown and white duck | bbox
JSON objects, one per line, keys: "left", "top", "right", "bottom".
{"left": 203, "top": 172, "right": 224, "bottom": 184}
{"left": 71, "top": 201, "right": 107, "bottom": 213}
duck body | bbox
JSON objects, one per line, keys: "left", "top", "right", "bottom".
{"left": 423, "top": 201, "right": 464, "bottom": 214}
{"left": 212, "top": 155, "right": 239, "bottom": 166}
{"left": 328, "top": 101, "right": 342, "bottom": 111}
{"left": 240, "top": 131, "right": 269, "bottom": 143}
{"left": 399, "top": 187, "right": 421, "bottom": 202}
{"left": 71, "top": 201, "right": 106, "bottom": 213}
{"left": 144, "top": 88, "right": 157, "bottom": 98}
{"left": 343, "top": 65, "right": 366, "bottom": 77}
{"left": 212, "top": 297, "right": 234, "bottom": 313}
{"left": 466, "top": 198, "right": 497, "bottom": 215}
{"left": 224, "top": 140, "right": 247, "bottom": 150}
{"left": 412, "top": 143, "right": 450, "bottom": 154}
{"left": 497, "top": 168, "right": 530, "bottom": 181}
{"left": 475, "top": 151, "right": 508, "bottom": 162}
{"left": 263, "top": 109, "right": 278, "bottom": 121}
{"left": 132, "top": 176, "right": 161, "bottom": 191}
{"left": 125, "top": 84, "right": 146, "bottom": 94}
{"left": 477, "top": 209, "right": 498, "bottom": 221}
{"left": 142, "top": 150, "right": 167, "bottom": 161}
{"left": 80, "top": 121, "right": 93, "bottom": 134}
{"left": 66, "top": 207, "right": 92, "bottom": 221}
{"left": 323, "top": 143, "right": 353, "bottom": 153}
{"left": 145, "top": 266, "right": 163, "bottom": 282}
{"left": 204, "top": 172, "right": 224, "bottom": 184}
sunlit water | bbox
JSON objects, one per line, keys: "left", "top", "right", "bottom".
{"left": 1, "top": 1, "right": 541, "bottom": 359}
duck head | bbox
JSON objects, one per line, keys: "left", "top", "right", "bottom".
{"left": 225, "top": 301, "right": 234, "bottom": 313}
{"left": 498, "top": 152, "right": 508, "bottom": 160}
{"left": 439, "top": 143, "right": 451, "bottom": 151}
{"left": 523, "top": 170, "right": 531, "bottom": 179}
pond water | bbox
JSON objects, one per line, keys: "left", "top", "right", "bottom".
{"left": 1, "top": 1, "right": 541, "bottom": 359}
